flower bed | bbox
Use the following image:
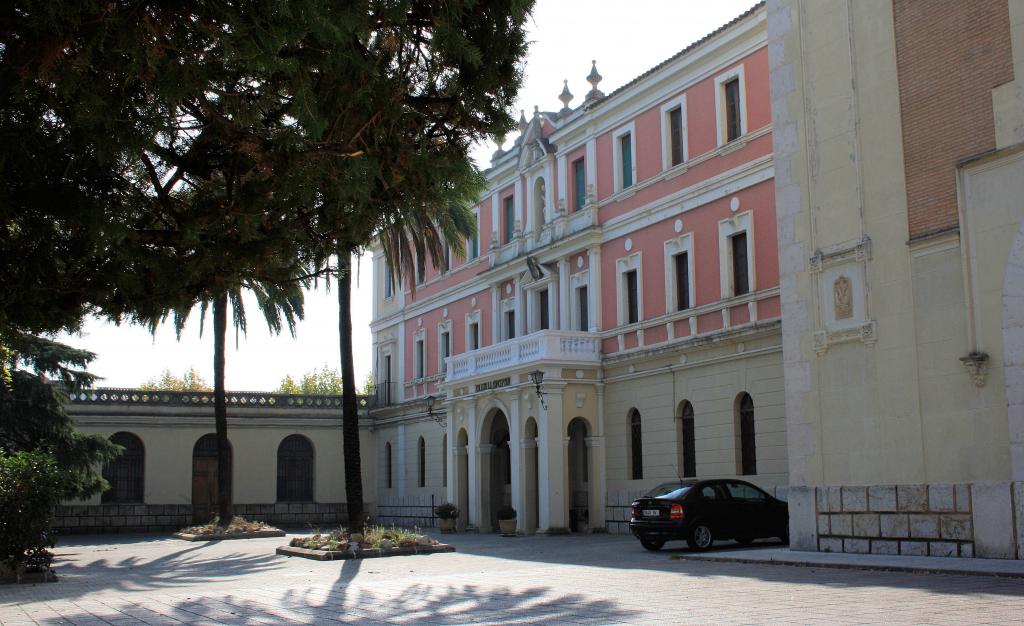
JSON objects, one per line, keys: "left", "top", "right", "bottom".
{"left": 276, "top": 526, "right": 454, "bottom": 561}
{"left": 174, "top": 516, "right": 286, "bottom": 541}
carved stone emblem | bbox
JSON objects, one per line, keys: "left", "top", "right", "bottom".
{"left": 834, "top": 276, "right": 853, "bottom": 320}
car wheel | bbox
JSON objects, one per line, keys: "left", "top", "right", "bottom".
{"left": 640, "top": 538, "right": 664, "bottom": 551}
{"left": 687, "top": 523, "right": 714, "bottom": 551}
{"left": 736, "top": 535, "right": 754, "bottom": 545}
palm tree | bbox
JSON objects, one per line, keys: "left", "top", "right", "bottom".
{"left": 151, "top": 279, "right": 304, "bottom": 526}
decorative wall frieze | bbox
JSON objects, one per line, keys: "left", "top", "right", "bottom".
{"left": 812, "top": 320, "right": 877, "bottom": 355}
{"left": 809, "top": 236, "right": 872, "bottom": 273}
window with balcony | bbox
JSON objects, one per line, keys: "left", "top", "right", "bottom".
{"left": 577, "top": 285, "right": 589, "bottom": 331}
{"left": 439, "top": 330, "right": 450, "bottom": 375}
{"left": 505, "top": 310, "right": 516, "bottom": 340}
{"left": 538, "top": 289, "right": 550, "bottom": 331}
{"left": 572, "top": 157, "right": 586, "bottom": 211}
{"left": 719, "top": 212, "right": 753, "bottom": 300}
{"left": 469, "top": 321, "right": 479, "bottom": 350}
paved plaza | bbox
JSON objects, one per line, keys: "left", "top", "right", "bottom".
{"left": 2, "top": 532, "right": 1024, "bottom": 625}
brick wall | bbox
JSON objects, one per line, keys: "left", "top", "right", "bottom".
{"left": 893, "top": 0, "right": 1014, "bottom": 240}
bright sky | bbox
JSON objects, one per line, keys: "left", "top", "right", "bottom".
{"left": 58, "top": 1, "right": 757, "bottom": 391}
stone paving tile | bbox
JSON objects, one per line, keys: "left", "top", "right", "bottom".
{"left": 1, "top": 533, "right": 1024, "bottom": 625}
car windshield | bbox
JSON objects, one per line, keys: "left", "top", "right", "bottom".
{"left": 644, "top": 482, "right": 695, "bottom": 500}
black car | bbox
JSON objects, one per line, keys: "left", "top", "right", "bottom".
{"left": 629, "top": 479, "right": 788, "bottom": 551}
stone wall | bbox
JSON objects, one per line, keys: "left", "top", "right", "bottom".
{"left": 53, "top": 503, "right": 348, "bottom": 534}
{"left": 809, "top": 481, "right": 1024, "bottom": 559}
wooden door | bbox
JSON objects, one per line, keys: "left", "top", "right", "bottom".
{"left": 191, "top": 457, "right": 218, "bottom": 524}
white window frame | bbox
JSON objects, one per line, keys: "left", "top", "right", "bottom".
{"left": 500, "top": 297, "right": 517, "bottom": 341}
{"left": 718, "top": 211, "right": 755, "bottom": 299}
{"left": 569, "top": 270, "right": 592, "bottom": 331}
{"left": 382, "top": 261, "right": 394, "bottom": 300}
{"left": 612, "top": 122, "right": 637, "bottom": 193}
{"left": 437, "top": 320, "right": 452, "bottom": 376}
{"left": 664, "top": 233, "right": 696, "bottom": 313}
{"left": 413, "top": 328, "right": 426, "bottom": 379}
{"left": 469, "top": 208, "right": 480, "bottom": 259}
{"left": 465, "top": 310, "right": 481, "bottom": 351}
{"left": 616, "top": 252, "right": 643, "bottom": 327}
{"left": 714, "top": 65, "right": 747, "bottom": 147}
{"left": 660, "top": 94, "right": 688, "bottom": 171}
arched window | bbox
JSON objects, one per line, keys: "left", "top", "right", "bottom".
{"left": 442, "top": 434, "right": 448, "bottom": 488}
{"left": 629, "top": 409, "right": 643, "bottom": 480}
{"left": 385, "top": 442, "right": 393, "bottom": 489}
{"left": 102, "top": 432, "right": 144, "bottom": 503}
{"left": 417, "top": 436, "right": 426, "bottom": 488}
{"left": 737, "top": 393, "right": 756, "bottom": 475}
{"left": 277, "top": 435, "right": 314, "bottom": 502}
{"left": 679, "top": 401, "right": 696, "bottom": 478}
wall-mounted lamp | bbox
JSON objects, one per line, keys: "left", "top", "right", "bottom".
{"left": 528, "top": 370, "right": 547, "bottom": 410}
{"left": 425, "top": 394, "right": 446, "bottom": 427}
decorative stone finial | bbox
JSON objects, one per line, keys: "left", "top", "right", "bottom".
{"left": 491, "top": 134, "right": 506, "bottom": 161}
{"left": 586, "top": 60, "right": 604, "bottom": 102}
{"left": 558, "top": 79, "right": 573, "bottom": 113}
{"left": 518, "top": 109, "right": 528, "bottom": 134}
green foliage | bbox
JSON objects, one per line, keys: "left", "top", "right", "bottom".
{"left": 0, "top": 334, "right": 120, "bottom": 500}
{"left": 434, "top": 502, "right": 460, "bottom": 520}
{"left": 275, "top": 366, "right": 344, "bottom": 395}
{"left": 140, "top": 368, "right": 212, "bottom": 392}
{"left": 360, "top": 372, "right": 374, "bottom": 396}
{"left": 0, "top": 451, "right": 63, "bottom": 576}
{"left": 496, "top": 505, "right": 517, "bottom": 521}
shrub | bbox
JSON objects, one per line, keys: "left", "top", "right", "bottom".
{"left": 496, "top": 505, "right": 517, "bottom": 521}
{"left": 434, "top": 502, "right": 459, "bottom": 520}
{"left": 0, "top": 451, "right": 63, "bottom": 578}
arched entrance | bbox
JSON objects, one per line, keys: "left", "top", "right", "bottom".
{"left": 567, "top": 417, "right": 590, "bottom": 533}
{"left": 192, "top": 434, "right": 232, "bottom": 524}
{"left": 480, "top": 409, "right": 511, "bottom": 532}
{"left": 523, "top": 417, "right": 539, "bottom": 533}
{"left": 456, "top": 428, "right": 469, "bottom": 530}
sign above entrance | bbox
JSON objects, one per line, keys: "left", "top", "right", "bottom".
{"left": 475, "top": 377, "right": 511, "bottom": 393}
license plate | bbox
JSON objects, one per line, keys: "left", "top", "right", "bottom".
{"left": 642, "top": 509, "right": 660, "bottom": 517}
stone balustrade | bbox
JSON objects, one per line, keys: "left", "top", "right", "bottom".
{"left": 444, "top": 330, "right": 601, "bottom": 384}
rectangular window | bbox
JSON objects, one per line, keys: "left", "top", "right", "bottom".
{"left": 442, "top": 244, "right": 451, "bottom": 272}
{"left": 469, "top": 322, "right": 479, "bottom": 350}
{"left": 620, "top": 133, "right": 633, "bottom": 189}
{"left": 538, "top": 290, "right": 549, "bottom": 331}
{"left": 415, "top": 339, "right": 425, "bottom": 378}
{"left": 674, "top": 252, "right": 690, "bottom": 311}
{"left": 503, "top": 196, "right": 515, "bottom": 244}
{"left": 505, "top": 310, "right": 516, "bottom": 340}
{"left": 625, "top": 270, "right": 639, "bottom": 325}
{"left": 383, "top": 354, "right": 392, "bottom": 405}
{"left": 440, "top": 331, "right": 450, "bottom": 374}
{"left": 572, "top": 158, "right": 586, "bottom": 211}
{"left": 725, "top": 78, "right": 742, "bottom": 142}
{"left": 383, "top": 263, "right": 393, "bottom": 299}
{"left": 470, "top": 213, "right": 479, "bottom": 259}
{"left": 668, "top": 106, "right": 684, "bottom": 167}
{"left": 577, "top": 285, "right": 589, "bottom": 331}
{"left": 731, "top": 232, "right": 749, "bottom": 296}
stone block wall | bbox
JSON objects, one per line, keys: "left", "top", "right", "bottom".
{"left": 53, "top": 503, "right": 348, "bottom": 534}
{"left": 815, "top": 484, "right": 975, "bottom": 557}
{"left": 605, "top": 486, "right": 790, "bottom": 535}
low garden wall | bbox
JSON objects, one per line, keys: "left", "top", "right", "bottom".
{"left": 53, "top": 502, "right": 349, "bottom": 534}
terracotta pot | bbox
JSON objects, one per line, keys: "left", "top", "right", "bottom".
{"left": 498, "top": 518, "right": 517, "bottom": 535}
{"left": 439, "top": 518, "right": 456, "bottom": 532}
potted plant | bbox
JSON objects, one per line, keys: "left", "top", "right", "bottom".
{"left": 497, "top": 505, "right": 517, "bottom": 536}
{"left": 435, "top": 502, "right": 460, "bottom": 532}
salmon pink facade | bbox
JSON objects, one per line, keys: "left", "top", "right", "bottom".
{"left": 369, "top": 4, "right": 787, "bottom": 534}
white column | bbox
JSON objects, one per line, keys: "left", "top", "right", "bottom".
{"left": 477, "top": 443, "right": 494, "bottom": 532}
{"left": 538, "top": 387, "right": 567, "bottom": 532}
{"left": 588, "top": 246, "right": 602, "bottom": 331}
{"left": 445, "top": 407, "right": 456, "bottom": 504}
{"left": 515, "top": 277, "right": 525, "bottom": 337}
{"left": 585, "top": 138, "right": 597, "bottom": 203}
{"left": 508, "top": 395, "right": 525, "bottom": 534}
{"left": 558, "top": 258, "right": 569, "bottom": 330}
{"left": 514, "top": 177, "right": 523, "bottom": 234}
{"left": 586, "top": 436, "right": 606, "bottom": 531}
{"left": 397, "top": 423, "right": 407, "bottom": 497}
{"left": 466, "top": 404, "right": 481, "bottom": 530}
{"left": 557, "top": 155, "right": 567, "bottom": 212}
{"left": 491, "top": 285, "right": 499, "bottom": 343}
{"left": 397, "top": 320, "right": 406, "bottom": 402}
{"left": 521, "top": 437, "right": 538, "bottom": 534}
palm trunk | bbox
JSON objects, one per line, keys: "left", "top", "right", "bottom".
{"left": 213, "top": 292, "right": 232, "bottom": 527}
{"left": 338, "top": 251, "right": 364, "bottom": 531}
